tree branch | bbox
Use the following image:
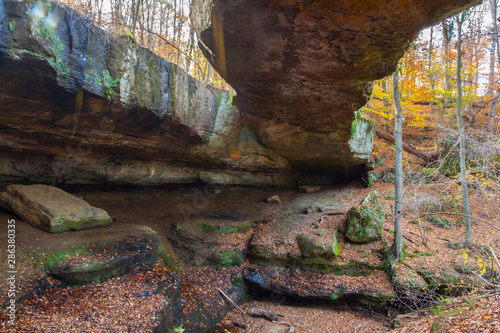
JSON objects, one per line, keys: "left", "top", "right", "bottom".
{"left": 375, "top": 129, "right": 439, "bottom": 164}
{"left": 417, "top": 212, "right": 500, "bottom": 232}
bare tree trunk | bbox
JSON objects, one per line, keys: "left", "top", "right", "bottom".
{"left": 187, "top": 26, "right": 195, "bottom": 73}
{"left": 172, "top": 0, "right": 177, "bottom": 53}
{"left": 392, "top": 68, "right": 404, "bottom": 261}
{"left": 146, "top": 0, "right": 152, "bottom": 46}
{"left": 489, "top": 31, "right": 496, "bottom": 95}
{"left": 140, "top": 0, "right": 145, "bottom": 41}
{"left": 97, "top": 0, "right": 103, "bottom": 25}
{"left": 428, "top": 26, "right": 435, "bottom": 111}
{"left": 456, "top": 13, "right": 472, "bottom": 247}
{"left": 381, "top": 78, "right": 391, "bottom": 133}
{"left": 489, "top": 91, "right": 499, "bottom": 132}
{"left": 489, "top": 0, "right": 500, "bottom": 132}
{"left": 131, "top": 0, "right": 142, "bottom": 37}
{"left": 442, "top": 21, "right": 453, "bottom": 109}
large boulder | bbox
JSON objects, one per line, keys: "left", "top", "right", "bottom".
{"left": 0, "top": 184, "right": 112, "bottom": 233}
{"left": 345, "top": 190, "right": 384, "bottom": 243}
{"left": 297, "top": 230, "right": 340, "bottom": 258}
{"left": 0, "top": 0, "right": 294, "bottom": 187}
{"left": 191, "top": 0, "right": 480, "bottom": 173}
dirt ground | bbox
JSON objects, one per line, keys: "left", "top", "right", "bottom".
{"left": 0, "top": 174, "right": 499, "bottom": 332}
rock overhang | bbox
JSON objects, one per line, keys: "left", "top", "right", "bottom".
{"left": 0, "top": 0, "right": 483, "bottom": 187}
{"left": 191, "top": 0, "right": 482, "bottom": 173}
{"left": 0, "top": 0, "right": 295, "bottom": 187}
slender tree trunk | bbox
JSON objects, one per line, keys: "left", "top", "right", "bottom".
{"left": 177, "top": 1, "right": 184, "bottom": 63}
{"left": 442, "top": 21, "right": 453, "bottom": 109}
{"left": 131, "top": 0, "right": 142, "bottom": 37}
{"left": 97, "top": 0, "right": 103, "bottom": 25}
{"left": 381, "top": 78, "right": 391, "bottom": 133}
{"left": 428, "top": 26, "right": 435, "bottom": 111}
{"left": 489, "top": 91, "right": 499, "bottom": 132}
{"left": 392, "top": 68, "right": 404, "bottom": 261}
{"left": 489, "top": 0, "right": 500, "bottom": 132}
{"left": 489, "top": 31, "right": 496, "bottom": 95}
{"left": 172, "top": 0, "right": 177, "bottom": 53}
{"left": 140, "top": 0, "right": 145, "bottom": 41}
{"left": 146, "top": 0, "right": 151, "bottom": 45}
{"left": 456, "top": 14, "right": 473, "bottom": 247}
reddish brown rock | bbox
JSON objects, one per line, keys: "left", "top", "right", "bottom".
{"left": 191, "top": 0, "right": 481, "bottom": 172}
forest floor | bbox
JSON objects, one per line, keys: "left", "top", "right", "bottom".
{"left": 0, "top": 127, "right": 500, "bottom": 332}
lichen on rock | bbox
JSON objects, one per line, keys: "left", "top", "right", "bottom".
{"left": 297, "top": 231, "right": 340, "bottom": 258}
{"left": 345, "top": 190, "right": 384, "bottom": 243}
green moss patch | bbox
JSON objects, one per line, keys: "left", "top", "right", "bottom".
{"left": 199, "top": 221, "right": 253, "bottom": 234}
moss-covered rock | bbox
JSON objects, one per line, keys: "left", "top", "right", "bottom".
{"left": 430, "top": 309, "right": 469, "bottom": 333}
{"left": 297, "top": 231, "right": 340, "bottom": 258}
{"left": 345, "top": 191, "right": 384, "bottom": 243}
{"left": 243, "top": 265, "right": 394, "bottom": 303}
{"left": 208, "top": 250, "right": 244, "bottom": 267}
{"left": 266, "top": 195, "right": 281, "bottom": 204}
{"left": 47, "top": 234, "right": 159, "bottom": 285}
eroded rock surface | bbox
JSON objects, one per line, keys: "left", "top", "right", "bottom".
{"left": 0, "top": 0, "right": 293, "bottom": 187}
{"left": 191, "top": 0, "right": 480, "bottom": 172}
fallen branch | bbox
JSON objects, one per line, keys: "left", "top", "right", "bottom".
{"left": 282, "top": 322, "right": 296, "bottom": 332}
{"left": 384, "top": 228, "right": 418, "bottom": 245}
{"left": 489, "top": 246, "right": 500, "bottom": 271}
{"left": 375, "top": 129, "right": 438, "bottom": 163}
{"left": 402, "top": 234, "right": 418, "bottom": 245}
{"left": 230, "top": 320, "right": 248, "bottom": 329}
{"left": 247, "top": 308, "right": 282, "bottom": 321}
{"left": 418, "top": 212, "right": 500, "bottom": 232}
{"left": 219, "top": 290, "right": 295, "bottom": 331}
{"left": 218, "top": 289, "right": 246, "bottom": 316}
{"left": 247, "top": 309, "right": 296, "bottom": 332}
{"left": 314, "top": 211, "right": 344, "bottom": 228}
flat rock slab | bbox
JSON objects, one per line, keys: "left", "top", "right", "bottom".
{"left": 48, "top": 234, "right": 159, "bottom": 285}
{"left": 243, "top": 265, "right": 394, "bottom": 302}
{"left": 0, "top": 184, "right": 112, "bottom": 233}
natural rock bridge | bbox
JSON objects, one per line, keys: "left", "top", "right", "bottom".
{"left": 191, "top": 0, "right": 481, "bottom": 172}
{"left": 0, "top": 0, "right": 480, "bottom": 186}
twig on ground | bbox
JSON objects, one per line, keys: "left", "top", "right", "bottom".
{"left": 247, "top": 308, "right": 282, "bottom": 321}
{"left": 277, "top": 321, "right": 295, "bottom": 332}
{"left": 314, "top": 211, "right": 344, "bottom": 229}
{"left": 436, "top": 237, "right": 453, "bottom": 242}
{"left": 247, "top": 308, "right": 296, "bottom": 332}
{"left": 384, "top": 228, "right": 418, "bottom": 245}
{"left": 417, "top": 212, "right": 500, "bottom": 232}
{"left": 218, "top": 289, "right": 246, "bottom": 316}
